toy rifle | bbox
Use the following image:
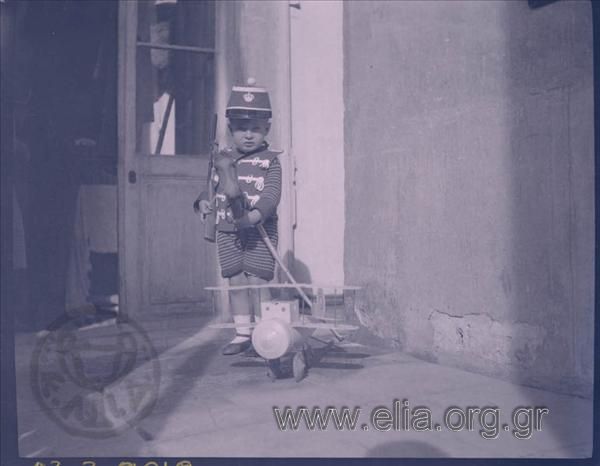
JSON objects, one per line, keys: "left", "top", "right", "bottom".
{"left": 202, "top": 114, "right": 218, "bottom": 242}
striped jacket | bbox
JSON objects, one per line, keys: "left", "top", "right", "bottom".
{"left": 212, "top": 143, "right": 282, "bottom": 232}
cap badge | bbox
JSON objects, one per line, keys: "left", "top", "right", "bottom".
{"left": 243, "top": 92, "right": 255, "bottom": 103}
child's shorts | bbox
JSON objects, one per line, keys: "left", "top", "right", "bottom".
{"left": 216, "top": 219, "right": 278, "bottom": 281}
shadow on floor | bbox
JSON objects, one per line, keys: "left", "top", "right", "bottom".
{"left": 365, "top": 440, "right": 448, "bottom": 457}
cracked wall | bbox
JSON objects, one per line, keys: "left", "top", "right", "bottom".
{"left": 344, "top": 0, "right": 594, "bottom": 396}
{"left": 429, "top": 311, "right": 547, "bottom": 369}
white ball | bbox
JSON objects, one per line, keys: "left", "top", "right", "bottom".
{"left": 247, "top": 77, "right": 257, "bottom": 86}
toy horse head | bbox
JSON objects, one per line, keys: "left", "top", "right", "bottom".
{"left": 214, "top": 153, "right": 246, "bottom": 219}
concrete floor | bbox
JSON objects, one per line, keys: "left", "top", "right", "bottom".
{"left": 15, "top": 312, "right": 593, "bottom": 459}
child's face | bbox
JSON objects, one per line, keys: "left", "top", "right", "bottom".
{"left": 229, "top": 119, "right": 270, "bottom": 153}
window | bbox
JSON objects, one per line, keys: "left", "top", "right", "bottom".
{"left": 135, "top": 0, "right": 215, "bottom": 156}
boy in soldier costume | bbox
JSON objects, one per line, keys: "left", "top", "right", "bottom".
{"left": 195, "top": 79, "right": 281, "bottom": 355}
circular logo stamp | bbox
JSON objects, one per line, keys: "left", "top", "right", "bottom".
{"left": 30, "top": 312, "right": 161, "bottom": 438}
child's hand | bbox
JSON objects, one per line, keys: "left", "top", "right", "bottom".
{"left": 194, "top": 199, "right": 213, "bottom": 223}
{"left": 234, "top": 209, "right": 262, "bottom": 229}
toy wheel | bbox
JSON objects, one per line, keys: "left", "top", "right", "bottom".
{"left": 266, "top": 358, "right": 283, "bottom": 381}
{"left": 293, "top": 350, "right": 308, "bottom": 382}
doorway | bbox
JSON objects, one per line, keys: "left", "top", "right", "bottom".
{"left": 13, "top": 0, "right": 119, "bottom": 331}
{"left": 11, "top": 0, "right": 219, "bottom": 328}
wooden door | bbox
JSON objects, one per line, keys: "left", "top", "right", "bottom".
{"left": 118, "top": 1, "right": 216, "bottom": 317}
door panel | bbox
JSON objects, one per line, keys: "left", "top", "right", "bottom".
{"left": 142, "top": 163, "right": 212, "bottom": 308}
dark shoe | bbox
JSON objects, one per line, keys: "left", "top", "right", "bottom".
{"left": 222, "top": 338, "right": 251, "bottom": 355}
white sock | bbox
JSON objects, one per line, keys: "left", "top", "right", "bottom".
{"left": 230, "top": 314, "right": 251, "bottom": 343}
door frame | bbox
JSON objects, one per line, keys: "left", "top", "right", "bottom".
{"left": 117, "top": 0, "right": 139, "bottom": 319}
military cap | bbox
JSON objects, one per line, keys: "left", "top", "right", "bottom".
{"left": 225, "top": 78, "right": 272, "bottom": 120}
